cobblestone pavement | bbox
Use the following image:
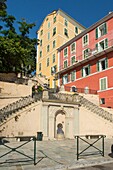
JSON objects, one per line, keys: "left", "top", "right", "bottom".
{"left": 0, "top": 138, "right": 113, "bottom": 170}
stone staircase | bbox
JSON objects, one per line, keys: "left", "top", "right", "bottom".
{"left": 78, "top": 95, "right": 113, "bottom": 122}
{"left": 0, "top": 90, "right": 113, "bottom": 130}
{"left": 0, "top": 95, "right": 35, "bottom": 125}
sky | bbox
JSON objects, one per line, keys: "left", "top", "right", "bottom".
{"left": 7, "top": 0, "right": 113, "bottom": 39}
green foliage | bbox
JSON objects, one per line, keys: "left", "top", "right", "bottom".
{"left": 0, "top": 0, "right": 37, "bottom": 75}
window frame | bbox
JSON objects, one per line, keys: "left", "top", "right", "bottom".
{"left": 99, "top": 77, "right": 108, "bottom": 91}
{"left": 39, "top": 63, "right": 41, "bottom": 71}
{"left": 83, "top": 48, "right": 90, "bottom": 59}
{"left": 82, "top": 34, "right": 89, "bottom": 47}
{"left": 64, "top": 59, "right": 68, "bottom": 69}
{"left": 95, "top": 22, "right": 107, "bottom": 39}
{"left": 53, "top": 40, "right": 56, "bottom": 48}
{"left": 82, "top": 64, "right": 90, "bottom": 77}
{"left": 53, "top": 27, "right": 56, "bottom": 36}
{"left": 71, "top": 56, "right": 76, "bottom": 65}
{"left": 64, "top": 28, "right": 68, "bottom": 37}
{"left": 47, "top": 58, "right": 49, "bottom": 67}
{"left": 47, "top": 45, "right": 50, "bottom": 52}
{"left": 64, "top": 18, "right": 68, "bottom": 27}
{"left": 71, "top": 42, "right": 76, "bottom": 53}
{"left": 62, "top": 74, "right": 68, "bottom": 85}
{"left": 64, "top": 47, "right": 68, "bottom": 58}
{"left": 52, "top": 54, "right": 55, "bottom": 63}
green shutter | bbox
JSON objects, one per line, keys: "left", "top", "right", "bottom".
{"left": 97, "top": 61, "right": 99, "bottom": 71}
{"left": 105, "top": 38, "right": 108, "bottom": 48}
{"left": 105, "top": 58, "right": 108, "bottom": 69}
{"left": 104, "top": 22, "right": 107, "bottom": 34}
{"left": 88, "top": 64, "right": 90, "bottom": 74}
{"left": 81, "top": 68, "right": 83, "bottom": 77}
{"left": 96, "top": 43, "right": 98, "bottom": 51}
{"left": 95, "top": 28, "right": 98, "bottom": 39}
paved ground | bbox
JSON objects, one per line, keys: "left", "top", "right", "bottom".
{"left": 0, "top": 138, "right": 113, "bottom": 170}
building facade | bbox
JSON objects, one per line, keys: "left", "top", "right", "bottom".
{"left": 36, "top": 9, "right": 85, "bottom": 88}
{"left": 57, "top": 12, "right": 113, "bottom": 108}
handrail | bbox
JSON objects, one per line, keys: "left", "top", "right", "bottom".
{"left": 0, "top": 96, "right": 35, "bottom": 123}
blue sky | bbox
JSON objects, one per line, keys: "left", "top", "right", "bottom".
{"left": 7, "top": 0, "right": 113, "bottom": 38}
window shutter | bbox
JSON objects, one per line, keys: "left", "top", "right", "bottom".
{"left": 95, "top": 28, "right": 98, "bottom": 39}
{"left": 96, "top": 43, "right": 98, "bottom": 51}
{"left": 105, "top": 38, "right": 108, "bottom": 48}
{"left": 105, "top": 58, "right": 108, "bottom": 69}
{"left": 97, "top": 61, "right": 99, "bottom": 71}
{"left": 88, "top": 64, "right": 90, "bottom": 74}
{"left": 81, "top": 68, "right": 83, "bottom": 77}
{"left": 104, "top": 22, "right": 107, "bottom": 34}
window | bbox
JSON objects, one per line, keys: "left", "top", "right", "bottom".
{"left": 82, "top": 34, "right": 88, "bottom": 46}
{"left": 62, "top": 74, "right": 68, "bottom": 84}
{"left": 100, "top": 77, "right": 107, "bottom": 90}
{"left": 53, "top": 16, "right": 56, "bottom": 23}
{"left": 53, "top": 54, "right": 55, "bottom": 63}
{"left": 64, "top": 60, "right": 68, "bottom": 68}
{"left": 64, "top": 47, "right": 68, "bottom": 57}
{"left": 95, "top": 22, "right": 107, "bottom": 39}
{"left": 100, "top": 98, "right": 105, "bottom": 104}
{"left": 71, "top": 42, "right": 76, "bottom": 53}
{"left": 64, "top": 19, "right": 68, "bottom": 27}
{"left": 39, "top": 63, "right": 41, "bottom": 71}
{"left": 97, "top": 58, "right": 108, "bottom": 71}
{"left": 40, "top": 51, "right": 42, "bottom": 57}
{"left": 40, "top": 40, "right": 42, "bottom": 46}
{"left": 40, "top": 30, "right": 43, "bottom": 35}
{"left": 71, "top": 56, "right": 76, "bottom": 65}
{"left": 53, "top": 27, "right": 56, "bottom": 36}
{"left": 48, "top": 22, "right": 50, "bottom": 28}
{"left": 64, "top": 28, "right": 68, "bottom": 37}
{"left": 53, "top": 40, "right": 56, "bottom": 48}
{"left": 83, "top": 48, "right": 90, "bottom": 59}
{"left": 48, "top": 32, "right": 50, "bottom": 40}
{"left": 82, "top": 65, "right": 90, "bottom": 77}
{"left": 47, "top": 58, "right": 49, "bottom": 67}
{"left": 96, "top": 38, "right": 108, "bottom": 52}
{"left": 51, "top": 65, "right": 57, "bottom": 74}
{"left": 75, "top": 26, "right": 78, "bottom": 34}
{"left": 47, "top": 45, "right": 50, "bottom": 52}
{"left": 71, "top": 71, "right": 76, "bottom": 81}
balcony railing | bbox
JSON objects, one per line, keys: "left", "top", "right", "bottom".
{"left": 64, "top": 86, "right": 97, "bottom": 95}
{"left": 58, "top": 38, "right": 113, "bottom": 72}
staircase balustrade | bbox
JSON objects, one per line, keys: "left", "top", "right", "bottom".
{"left": 0, "top": 96, "right": 35, "bottom": 124}
{"left": 79, "top": 95, "right": 113, "bottom": 122}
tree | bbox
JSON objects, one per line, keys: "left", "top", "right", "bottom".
{"left": 0, "top": 0, "right": 37, "bottom": 75}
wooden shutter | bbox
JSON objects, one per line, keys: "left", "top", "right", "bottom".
{"left": 95, "top": 28, "right": 98, "bottom": 39}
{"left": 104, "top": 22, "right": 107, "bottom": 34}
{"left": 96, "top": 61, "right": 99, "bottom": 71}
{"left": 105, "top": 38, "right": 108, "bottom": 48}
{"left": 81, "top": 68, "right": 83, "bottom": 77}
{"left": 88, "top": 64, "right": 90, "bottom": 74}
{"left": 105, "top": 58, "right": 108, "bottom": 69}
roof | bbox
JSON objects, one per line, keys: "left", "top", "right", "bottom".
{"left": 58, "top": 12, "right": 113, "bottom": 51}
{"left": 36, "top": 8, "right": 86, "bottom": 33}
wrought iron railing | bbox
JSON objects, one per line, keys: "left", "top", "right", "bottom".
{"left": 58, "top": 38, "right": 113, "bottom": 72}
{"left": 64, "top": 86, "right": 97, "bottom": 95}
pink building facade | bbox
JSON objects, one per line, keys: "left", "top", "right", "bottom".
{"left": 57, "top": 12, "right": 113, "bottom": 108}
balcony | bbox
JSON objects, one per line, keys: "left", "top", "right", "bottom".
{"left": 58, "top": 39, "right": 113, "bottom": 74}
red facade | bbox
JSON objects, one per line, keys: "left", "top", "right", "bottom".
{"left": 58, "top": 13, "right": 113, "bottom": 108}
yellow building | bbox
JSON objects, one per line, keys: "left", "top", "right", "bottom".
{"left": 36, "top": 9, "right": 85, "bottom": 88}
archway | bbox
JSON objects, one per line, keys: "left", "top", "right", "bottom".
{"left": 54, "top": 110, "right": 66, "bottom": 138}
